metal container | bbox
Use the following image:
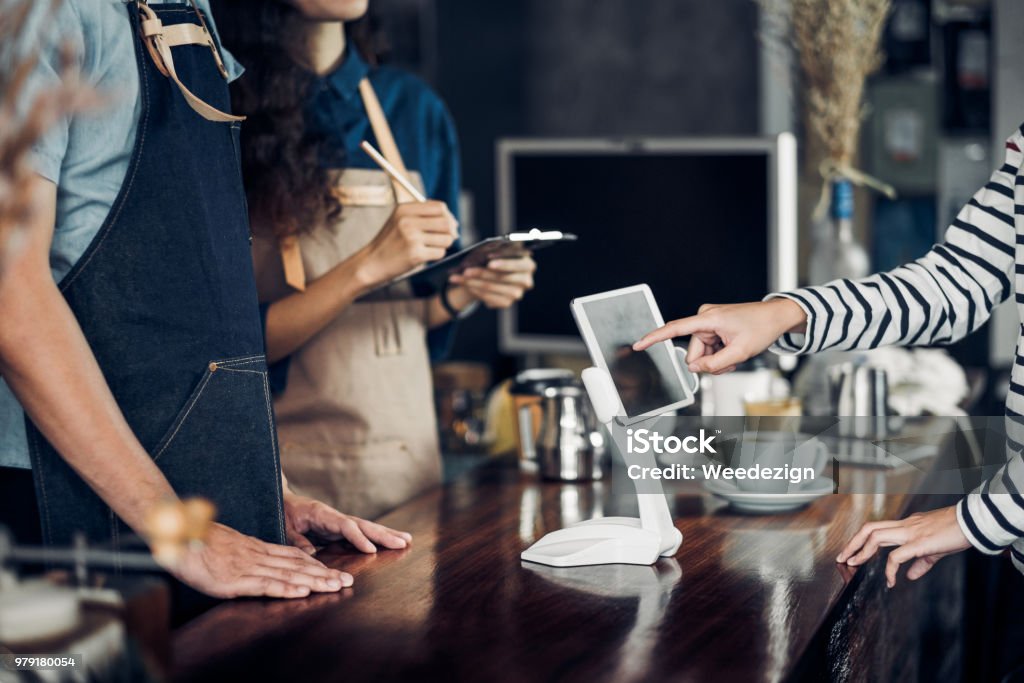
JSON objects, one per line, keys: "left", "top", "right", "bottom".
{"left": 536, "top": 385, "right": 606, "bottom": 481}
{"left": 829, "top": 363, "right": 890, "bottom": 438}
{"left": 509, "top": 369, "right": 576, "bottom": 471}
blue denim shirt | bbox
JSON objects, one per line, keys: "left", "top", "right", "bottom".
{"left": 0, "top": 0, "right": 242, "bottom": 469}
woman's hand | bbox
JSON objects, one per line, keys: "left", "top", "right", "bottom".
{"left": 283, "top": 491, "right": 412, "bottom": 555}
{"left": 836, "top": 506, "right": 972, "bottom": 588}
{"left": 632, "top": 299, "right": 807, "bottom": 375}
{"left": 167, "top": 522, "right": 352, "bottom": 599}
{"left": 448, "top": 256, "right": 536, "bottom": 309}
{"left": 355, "top": 200, "right": 458, "bottom": 287}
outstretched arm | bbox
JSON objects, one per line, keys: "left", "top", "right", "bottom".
{"left": 770, "top": 136, "right": 1019, "bottom": 356}
{"left": 636, "top": 129, "right": 1023, "bottom": 375}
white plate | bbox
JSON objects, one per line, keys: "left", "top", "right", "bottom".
{"left": 703, "top": 477, "right": 834, "bottom": 513}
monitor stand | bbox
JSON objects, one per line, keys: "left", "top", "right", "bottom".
{"left": 520, "top": 365, "right": 684, "bottom": 567}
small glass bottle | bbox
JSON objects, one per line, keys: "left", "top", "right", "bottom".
{"left": 809, "top": 177, "right": 870, "bottom": 285}
{"left": 801, "top": 179, "right": 870, "bottom": 416}
{"left": 831, "top": 178, "right": 870, "bottom": 280}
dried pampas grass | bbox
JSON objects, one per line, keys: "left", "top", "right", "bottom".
{"left": 0, "top": 0, "right": 98, "bottom": 270}
{"left": 759, "top": 0, "right": 891, "bottom": 166}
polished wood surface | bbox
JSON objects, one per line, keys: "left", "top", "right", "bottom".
{"left": 172, "top": 429, "right": 962, "bottom": 683}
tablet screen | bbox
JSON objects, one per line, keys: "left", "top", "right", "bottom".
{"left": 578, "top": 290, "right": 692, "bottom": 417}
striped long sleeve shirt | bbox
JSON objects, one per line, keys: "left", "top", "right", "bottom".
{"left": 768, "top": 127, "right": 1024, "bottom": 573}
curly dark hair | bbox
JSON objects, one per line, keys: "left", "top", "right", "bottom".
{"left": 211, "top": 0, "right": 345, "bottom": 240}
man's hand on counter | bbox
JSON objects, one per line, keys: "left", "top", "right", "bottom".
{"left": 836, "top": 505, "right": 971, "bottom": 588}
{"left": 168, "top": 522, "right": 352, "bottom": 599}
{"left": 283, "top": 491, "right": 413, "bottom": 556}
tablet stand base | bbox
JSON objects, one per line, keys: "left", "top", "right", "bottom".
{"left": 520, "top": 365, "right": 685, "bottom": 567}
{"left": 520, "top": 517, "right": 665, "bottom": 567}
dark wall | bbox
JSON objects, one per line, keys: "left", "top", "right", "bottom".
{"left": 521, "top": 0, "right": 761, "bottom": 136}
{"left": 433, "top": 0, "right": 761, "bottom": 368}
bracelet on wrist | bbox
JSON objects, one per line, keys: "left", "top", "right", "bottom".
{"left": 441, "top": 282, "right": 478, "bottom": 320}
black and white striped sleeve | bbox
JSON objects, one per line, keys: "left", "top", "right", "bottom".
{"left": 958, "top": 453, "right": 1024, "bottom": 556}
{"left": 957, "top": 411, "right": 1024, "bottom": 557}
{"left": 766, "top": 130, "right": 1022, "bottom": 357}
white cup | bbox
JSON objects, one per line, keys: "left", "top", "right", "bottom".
{"left": 730, "top": 431, "right": 828, "bottom": 494}
{"left": 702, "top": 369, "right": 789, "bottom": 417}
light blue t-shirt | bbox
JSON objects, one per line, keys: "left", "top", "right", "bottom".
{"left": 0, "top": 0, "right": 242, "bottom": 468}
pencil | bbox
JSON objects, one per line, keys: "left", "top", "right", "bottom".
{"left": 360, "top": 140, "right": 428, "bottom": 203}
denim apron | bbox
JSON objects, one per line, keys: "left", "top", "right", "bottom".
{"left": 25, "top": 2, "right": 286, "bottom": 549}
{"left": 252, "top": 81, "right": 441, "bottom": 520}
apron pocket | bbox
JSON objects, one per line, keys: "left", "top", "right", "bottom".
{"left": 280, "top": 439, "right": 441, "bottom": 520}
{"left": 149, "top": 354, "right": 285, "bottom": 543}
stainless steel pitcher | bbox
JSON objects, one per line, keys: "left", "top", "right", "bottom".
{"left": 536, "top": 385, "right": 606, "bottom": 481}
{"left": 510, "top": 369, "right": 576, "bottom": 470}
{"left": 828, "top": 362, "right": 889, "bottom": 438}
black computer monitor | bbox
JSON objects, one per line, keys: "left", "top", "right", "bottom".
{"left": 496, "top": 136, "right": 797, "bottom": 355}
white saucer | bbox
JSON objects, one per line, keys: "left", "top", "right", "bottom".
{"left": 703, "top": 476, "right": 834, "bottom": 514}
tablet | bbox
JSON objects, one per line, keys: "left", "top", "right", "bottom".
{"left": 571, "top": 284, "right": 697, "bottom": 423}
{"left": 359, "top": 229, "right": 576, "bottom": 301}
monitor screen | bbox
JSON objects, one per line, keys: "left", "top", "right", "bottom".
{"left": 503, "top": 145, "right": 776, "bottom": 351}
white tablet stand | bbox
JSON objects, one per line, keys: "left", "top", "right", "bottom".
{"left": 520, "top": 350, "right": 693, "bottom": 567}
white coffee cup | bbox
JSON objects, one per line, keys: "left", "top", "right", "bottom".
{"left": 702, "top": 369, "right": 789, "bottom": 417}
{"left": 729, "top": 431, "right": 828, "bottom": 494}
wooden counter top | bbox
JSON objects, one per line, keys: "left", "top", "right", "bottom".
{"left": 172, "top": 430, "right": 964, "bottom": 682}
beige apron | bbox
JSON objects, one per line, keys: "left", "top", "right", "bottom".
{"left": 252, "top": 80, "right": 442, "bottom": 519}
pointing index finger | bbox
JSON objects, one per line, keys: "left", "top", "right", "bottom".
{"left": 633, "top": 316, "right": 702, "bottom": 351}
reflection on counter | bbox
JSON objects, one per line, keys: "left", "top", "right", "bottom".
{"left": 522, "top": 561, "right": 682, "bottom": 682}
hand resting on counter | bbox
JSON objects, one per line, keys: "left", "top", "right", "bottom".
{"left": 836, "top": 506, "right": 971, "bottom": 588}
{"left": 283, "top": 490, "right": 412, "bottom": 556}
{"left": 168, "top": 522, "right": 350, "bottom": 600}
{"left": 166, "top": 490, "right": 412, "bottom": 600}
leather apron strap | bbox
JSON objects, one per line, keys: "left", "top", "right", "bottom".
{"left": 279, "top": 77, "right": 412, "bottom": 291}
{"left": 358, "top": 78, "right": 416, "bottom": 204}
{"left": 137, "top": 0, "right": 243, "bottom": 123}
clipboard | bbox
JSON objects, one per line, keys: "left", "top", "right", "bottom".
{"left": 358, "top": 229, "right": 577, "bottom": 301}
